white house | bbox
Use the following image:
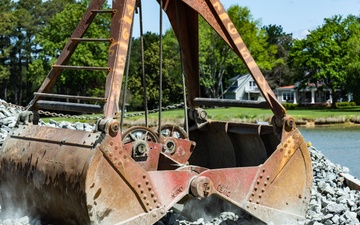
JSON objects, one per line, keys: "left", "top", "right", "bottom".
{"left": 274, "top": 83, "right": 353, "bottom": 105}
{"left": 224, "top": 74, "right": 265, "bottom": 101}
{"left": 274, "top": 85, "right": 298, "bottom": 104}
{"left": 224, "top": 75, "right": 352, "bottom": 105}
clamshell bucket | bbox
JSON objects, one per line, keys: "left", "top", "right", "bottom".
{"left": 0, "top": 0, "right": 312, "bottom": 224}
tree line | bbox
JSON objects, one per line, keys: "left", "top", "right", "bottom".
{"left": 1, "top": 0, "right": 359, "bottom": 111}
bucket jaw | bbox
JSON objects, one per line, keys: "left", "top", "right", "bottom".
{"left": 0, "top": 115, "right": 311, "bottom": 225}
{"left": 94, "top": 116, "right": 312, "bottom": 224}
{"left": 153, "top": 119, "right": 312, "bottom": 225}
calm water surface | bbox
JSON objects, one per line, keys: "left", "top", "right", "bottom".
{"left": 299, "top": 125, "right": 360, "bottom": 178}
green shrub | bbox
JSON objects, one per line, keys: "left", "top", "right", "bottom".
{"left": 349, "top": 101, "right": 356, "bottom": 106}
{"left": 282, "top": 103, "right": 298, "bottom": 110}
{"left": 336, "top": 102, "right": 351, "bottom": 108}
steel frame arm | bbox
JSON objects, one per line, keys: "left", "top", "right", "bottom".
{"left": 161, "top": 0, "right": 287, "bottom": 120}
{"left": 27, "top": 0, "right": 137, "bottom": 119}
{"left": 27, "top": 0, "right": 106, "bottom": 110}
{"left": 104, "top": 0, "right": 137, "bottom": 118}
{"left": 161, "top": 0, "right": 200, "bottom": 108}
{"left": 27, "top": 0, "right": 286, "bottom": 122}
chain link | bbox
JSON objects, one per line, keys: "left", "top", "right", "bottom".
{"left": 0, "top": 100, "right": 184, "bottom": 120}
{"left": 123, "top": 102, "right": 184, "bottom": 118}
{"left": 37, "top": 110, "right": 101, "bottom": 121}
{"left": 0, "top": 100, "right": 26, "bottom": 111}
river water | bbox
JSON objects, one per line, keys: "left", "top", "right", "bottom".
{"left": 298, "top": 125, "right": 360, "bottom": 178}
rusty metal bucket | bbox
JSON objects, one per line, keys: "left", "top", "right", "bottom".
{"left": 0, "top": 115, "right": 312, "bottom": 225}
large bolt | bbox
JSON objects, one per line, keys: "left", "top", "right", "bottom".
{"left": 132, "top": 140, "right": 148, "bottom": 157}
{"left": 190, "top": 176, "right": 213, "bottom": 199}
{"left": 110, "top": 121, "right": 120, "bottom": 133}
{"left": 164, "top": 140, "right": 176, "bottom": 154}
{"left": 136, "top": 143, "right": 147, "bottom": 154}
{"left": 198, "top": 110, "right": 207, "bottom": 120}
{"left": 283, "top": 115, "right": 296, "bottom": 132}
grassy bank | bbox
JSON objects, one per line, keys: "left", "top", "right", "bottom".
{"left": 42, "top": 106, "right": 360, "bottom": 127}
{"left": 121, "top": 106, "right": 360, "bottom": 127}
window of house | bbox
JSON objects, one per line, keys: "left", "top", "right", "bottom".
{"left": 249, "top": 81, "right": 257, "bottom": 90}
{"left": 282, "top": 92, "right": 294, "bottom": 102}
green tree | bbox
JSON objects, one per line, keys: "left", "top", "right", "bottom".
{"left": 0, "top": 0, "right": 74, "bottom": 104}
{"left": 344, "top": 16, "right": 360, "bottom": 104}
{"left": 11, "top": 0, "right": 44, "bottom": 104}
{"left": 290, "top": 15, "right": 360, "bottom": 107}
{"left": 126, "top": 32, "right": 160, "bottom": 110}
{"left": 199, "top": 5, "right": 278, "bottom": 98}
{"left": 0, "top": 0, "right": 16, "bottom": 100}
{"left": 126, "top": 31, "right": 183, "bottom": 110}
{"left": 262, "top": 24, "right": 294, "bottom": 88}
{"left": 29, "top": 0, "right": 110, "bottom": 99}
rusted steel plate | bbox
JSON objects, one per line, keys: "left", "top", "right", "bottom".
{"left": 241, "top": 129, "right": 312, "bottom": 224}
{"left": 0, "top": 125, "right": 97, "bottom": 224}
{"left": 160, "top": 137, "right": 195, "bottom": 164}
{"left": 340, "top": 173, "right": 360, "bottom": 191}
{"left": 161, "top": 0, "right": 200, "bottom": 107}
{"left": 104, "top": 0, "right": 137, "bottom": 118}
{"left": 10, "top": 124, "right": 99, "bottom": 147}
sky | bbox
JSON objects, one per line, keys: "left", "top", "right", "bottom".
{"left": 126, "top": 0, "right": 360, "bottom": 39}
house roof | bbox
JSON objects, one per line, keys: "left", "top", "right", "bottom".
{"left": 226, "top": 74, "right": 252, "bottom": 94}
{"left": 276, "top": 85, "right": 295, "bottom": 90}
{"left": 228, "top": 75, "right": 241, "bottom": 82}
{"left": 227, "top": 86, "right": 239, "bottom": 92}
{"left": 274, "top": 83, "right": 336, "bottom": 92}
{"left": 228, "top": 74, "right": 251, "bottom": 82}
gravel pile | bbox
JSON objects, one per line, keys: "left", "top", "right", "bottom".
{"left": 0, "top": 216, "right": 42, "bottom": 225}
{"left": 0, "top": 101, "right": 95, "bottom": 149}
{"left": 0, "top": 101, "right": 19, "bottom": 147}
{"left": 302, "top": 146, "right": 360, "bottom": 225}
{"left": 0, "top": 100, "right": 359, "bottom": 225}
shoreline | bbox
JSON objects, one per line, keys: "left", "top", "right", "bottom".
{"left": 297, "top": 120, "right": 360, "bottom": 127}
{"left": 121, "top": 117, "right": 360, "bottom": 128}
